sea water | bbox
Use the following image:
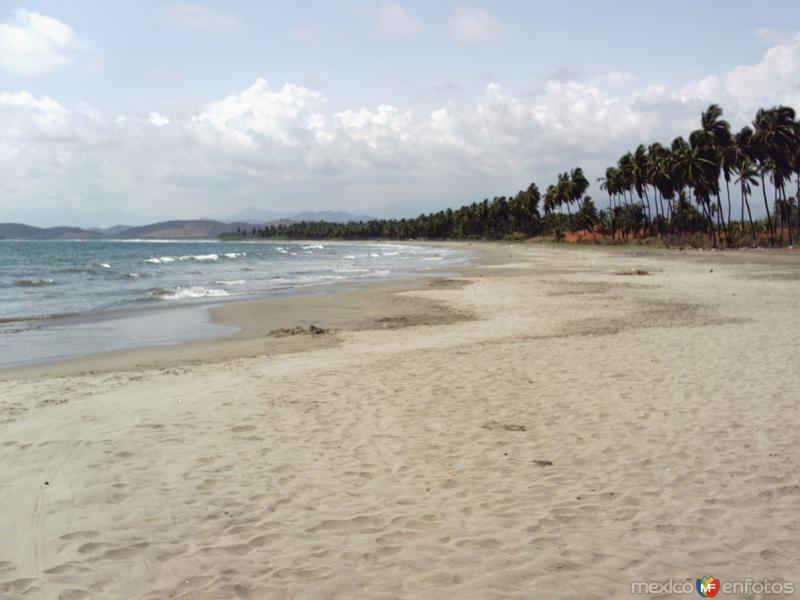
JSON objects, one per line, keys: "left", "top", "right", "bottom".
{"left": 0, "top": 239, "right": 471, "bottom": 367}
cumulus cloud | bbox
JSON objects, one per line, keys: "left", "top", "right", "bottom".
{"left": 149, "top": 112, "right": 170, "bottom": 127}
{"left": 161, "top": 3, "right": 242, "bottom": 32}
{"left": 0, "top": 90, "right": 105, "bottom": 142}
{"left": 4, "top": 31, "right": 800, "bottom": 223}
{"left": 0, "top": 8, "right": 83, "bottom": 76}
{"left": 451, "top": 6, "right": 500, "bottom": 45}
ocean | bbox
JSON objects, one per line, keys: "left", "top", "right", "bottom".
{"left": 0, "top": 239, "right": 471, "bottom": 367}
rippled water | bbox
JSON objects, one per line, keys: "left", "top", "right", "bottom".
{"left": 0, "top": 240, "right": 471, "bottom": 366}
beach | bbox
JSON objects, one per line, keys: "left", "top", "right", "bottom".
{"left": 1, "top": 242, "right": 799, "bottom": 599}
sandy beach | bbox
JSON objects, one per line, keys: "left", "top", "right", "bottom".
{"left": 1, "top": 242, "right": 799, "bottom": 599}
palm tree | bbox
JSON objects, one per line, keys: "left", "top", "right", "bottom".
{"left": 686, "top": 105, "right": 730, "bottom": 241}
{"left": 751, "top": 107, "right": 796, "bottom": 237}
{"left": 789, "top": 131, "right": 800, "bottom": 240}
{"left": 631, "top": 145, "right": 653, "bottom": 228}
{"left": 734, "top": 159, "right": 759, "bottom": 240}
{"left": 672, "top": 134, "right": 719, "bottom": 245}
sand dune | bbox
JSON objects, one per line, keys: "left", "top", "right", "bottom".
{"left": 1, "top": 244, "right": 799, "bottom": 598}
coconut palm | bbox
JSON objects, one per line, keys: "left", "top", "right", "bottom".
{"left": 751, "top": 107, "right": 797, "bottom": 237}
{"left": 734, "top": 159, "right": 759, "bottom": 240}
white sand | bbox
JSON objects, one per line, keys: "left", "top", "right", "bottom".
{"left": 1, "top": 243, "right": 799, "bottom": 599}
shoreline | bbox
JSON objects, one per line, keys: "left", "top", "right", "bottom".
{"left": 2, "top": 239, "right": 797, "bottom": 380}
{"left": 0, "top": 240, "right": 479, "bottom": 379}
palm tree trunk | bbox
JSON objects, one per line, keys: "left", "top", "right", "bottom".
{"left": 760, "top": 170, "right": 774, "bottom": 235}
{"left": 642, "top": 189, "right": 652, "bottom": 236}
{"left": 725, "top": 179, "right": 733, "bottom": 235}
{"left": 741, "top": 184, "right": 756, "bottom": 240}
{"left": 740, "top": 189, "right": 746, "bottom": 235}
{"left": 775, "top": 185, "right": 784, "bottom": 242}
{"left": 796, "top": 173, "right": 800, "bottom": 241}
{"left": 715, "top": 192, "right": 729, "bottom": 243}
{"left": 700, "top": 199, "right": 717, "bottom": 247}
{"left": 782, "top": 184, "right": 793, "bottom": 246}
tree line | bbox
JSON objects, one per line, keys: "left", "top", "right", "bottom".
{"left": 225, "top": 104, "right": 800, "bottom": 247}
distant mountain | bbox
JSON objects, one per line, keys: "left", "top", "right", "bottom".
{"left": 224, "top": 206, "right": 283, "bottom": 223}
{"left": 0, "top": 223, "right": 104, "bottom": 240}
{"left": 224, "top": 209, "right": 374, "bottom": 224}
{"left": 88, "top": 225, "right": 132, "bottom": 236}
{"left": 116, "top": 220, "right": 253, "bottom": 240}
{"left": 0, "top": 212, "right": 377, "bottom": 240}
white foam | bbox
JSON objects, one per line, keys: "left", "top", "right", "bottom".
{"left": 381, "top": 252, "right": 399, "bottom": 256}
{"left": 222, "top": 252, "right": 246, "bottom": 258}
{"left": 217, "top": 279, "right": 246, "bottom": 286}
{"left": 302, "top": 244, "right": 325, "bottom": 250}
{"left": 145, "top": 256, "right": 176, "bottom": 264}
{"left": 179, "top": 254, "right": 218, "bottom": 262}
{"left": 156, "top": 287, "right": 230, "bottom": 300}
{"left": 99, "top": 263, "right": 111, "bottom": 269}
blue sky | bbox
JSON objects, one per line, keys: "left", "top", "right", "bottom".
{"left": 1, "top": 1, "right": 800, "bottom": 226}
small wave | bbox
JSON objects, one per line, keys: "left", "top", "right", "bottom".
{"left": 0, "top": 311, "right": 78, "bottom": 324}
{"left": 222, "top": 252, "right": 246, "bottom": 259}
{"left": 126, "top": 272, "right": 139, "bottom": 279}
{"left": 343, "top": 254, "right": 356, "bottom": 260}
{"left": 148, "top": 286, "right": 230, "bottom": 300}
{"left": 369, "top": 253, "right": 380, "bottom": 258}
{"left": 99, "top": 263, "right": 111, "bottom": 269}
{"left": 14, "top": 278, "right": 54, "bottom": 287}
{"left": 302, "top": 244, "right": 325, "bottom": 250}
{"left": 145, "top": 256, "right": 180, "bottom": 264}
{"left": 381, "top": 251, "right": 399, "bottom": 256}
{"left": 216, "top": 279, "right": 245, "bottom": 286}
{"left": 178, "top": 254, "right": 218, "bottom": 262}
{"left": 275, "top": 247, "right": 289, "bottom": 254}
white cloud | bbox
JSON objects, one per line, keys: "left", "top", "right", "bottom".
{"left": 0, "top": 90, "right": 104, "bottom": 142}
{"left": 601, "top": 70, "right": 636, "bottom": 84}
{"left": 451, "top": 6, "right": 500, "bottom": 45}
{"left": 0, "top": 8, "right": 83, "bottom": 76}
{"left": 149, "top": 112, "right": 170, "bottom": 127}
{"left": 4, "top": 31, "right": 800, "bottom": 223}
{"left": 369, "top": 1, "right": 422, "bottom": 36}
{"left": 161, "top": 4, "right": 242, "bottom": 32}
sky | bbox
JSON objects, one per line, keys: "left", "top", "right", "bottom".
{"left": 1, "top": 1, "right": 800, "bottom": 226}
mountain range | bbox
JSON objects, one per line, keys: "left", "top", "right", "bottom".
{"left": 0, "top": 211, "right": 375, "bottom": 240}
